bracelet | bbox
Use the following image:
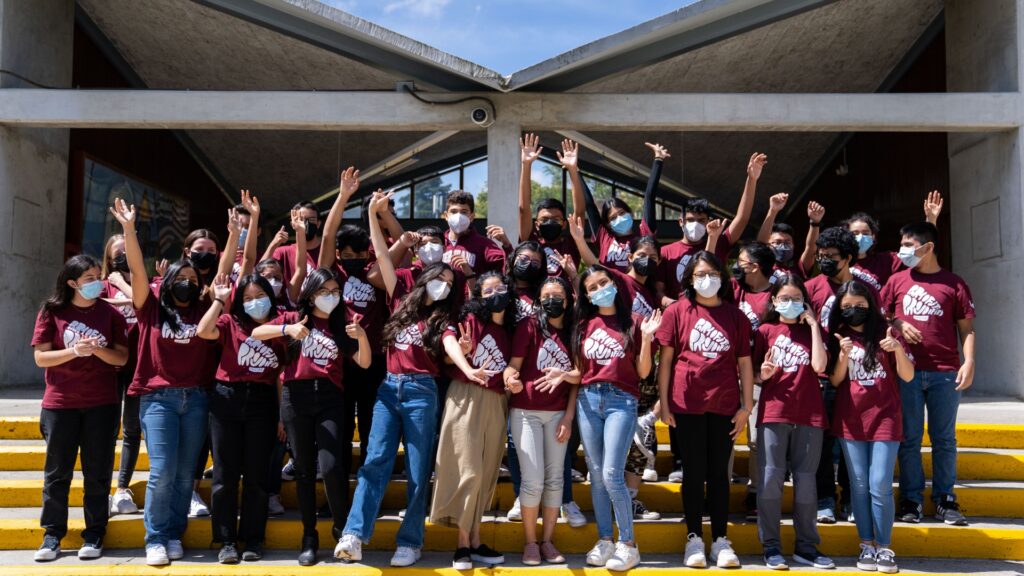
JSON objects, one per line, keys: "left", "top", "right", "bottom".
{"left": 72, "top": 346, "right": 83, "bottom": 357}
{"left": 214, "top": 298, "right": 226, "bottom": 306}
{"left": 282, "top": 324, "right": 287, "bottom": 336}
{"left": 809, "top": 221, "right": 820, "bottom": 227}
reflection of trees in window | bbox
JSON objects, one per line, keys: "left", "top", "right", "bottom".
{"left": 617, "top": 188, "right": 644, "bottom": 215}
{"left": 530, "top": 162, "right": 564, "bottom": 214}
{"left": 391, "top": 187, "right": 411, "bottom": 218}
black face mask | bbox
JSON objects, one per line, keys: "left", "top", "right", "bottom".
{"left": 111, "top": 254, "right": 129, "bottom": 273}
{"left": 484, "top": 291, "right": 510, "bottom": 313}
{"left": 189, "top": 251, "right": 218, "bottom": 271}
{"left": 632, "top": 256, "right": 653, "bottom": 277}
{"left": 514, "top": 259, "right": 544, "bottom": 283}
{"left": 340, "top": 258, "right": 367, "bottom": 276}
{"left": 541, "top": 297, "right": 566, "bottom": 318}
{"left": 171, "top": 280, "right": 199, "bottom": 303}
{"left": 731, "top": 262, "right": 746, "bottom": 284}
{"left": 841, "top": 306, "right": 870, "bottom": 327}
{"left": 818, "top": 258, "right": 841, "bottom": 278}
{"left": 304, "top": 219, "right": 319, "bottom": 242}
{"left": 537, "top": 220, "right": 563, "bottom": 242}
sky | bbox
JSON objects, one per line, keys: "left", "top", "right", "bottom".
{"left": 320, "top": 0, "right": 699, "bottom": 74}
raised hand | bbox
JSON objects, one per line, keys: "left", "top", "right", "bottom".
{"left": 290, "top": 208, "right": 307, "bottom": 233}
{"left": 747, "top": 152, "right": 768, "bottom": 180}
{"left": 155, "top": 259, "right": 169, "bottom": 278}
{"left": 924, "top": 190, "right": 944, "bottom": 222}
{"left": 340, "top": 166, "right": 360, "bottom": 197}
{"left": 644, "top": 142, "right": 670, "bottom": 160}
{"left": 457, "top": 322, "right": 473, "bottom": 355}
{"left": 567, "top": 215, "right": 586, "bottom": 241}
{"left": 399, "top": 231, "right": 421, "bottom": 249}
{"left": 212, "top": 273, "right": 232, "bottom": 301}
{"left": 227, "top": 206, "right": 243, "bottom": 235}
{"left": 707, "top": 218, "right": 727, "bottom": 239}
{"left": 768, "top": 192, "right": 789, "bottom": 213}
{"left": 879, "top": 326, "right": 900, "bottom": 353}
{"left": 109, "top": 198, "right": 137, "bottom": 228}
{"left": 346, "top": 313, "right": 366, "bottom": 341}
{"left": 271, "top": 226, "right": 289, "bottom": 246}
{"left": 834, "top": 332, "right": 854, "bottom": 359}
{"left": 286, "top": 315, "right": 310, "bottom": 340}
{"left": 808, "top": 201, "right": 825, "bottom": 224}
{"left": 555, "top": 251, "right": 577, "bottom": 282}
{"left": 368, "top": 189, "right": 392, "bottom": 214}
{"left": 556, "top": 139, "right": 579, "bottom": 171}
{"left": 240, "top": 189, "right": 260, "bottom": 218}
{"left": 485, "top": 224, "right": 510, "bottom": 247}
{"left": 641, "top": 309, "right": 663, "bottom": 339}
{"left": 520, "top": 133, "right": 543, "bottom": 164}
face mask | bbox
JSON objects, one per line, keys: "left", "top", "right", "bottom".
{"left": 898, "top": 245, "right": 923, "bottom": 268}
{"left": 694, "top": 275, "right": 722, "bottom": 298}
{"left": 841, "top": 306, "right": 870, "bottom": 327}
{"left": 417, "top": 242, "right": 443, "bottom": 265}
{"left": 171, "top": 280, "right": 199, "bottom": 303}
{"left": 447, "top": 213, "right": 470, "bottom": 235}
{"left": 513, "top": 259, "right": 543, "bottom": 283}
{"left": 304, "top": 219, "right": 319, "bottom": 242}
{"left": 609, "top": 214, "right": 634, "bottom": 236}
{"left": 589, "top": 283, "right": 618, "bottom": 308}
{"left": 314, "top": 293, "right": 340, "bottom": 314}
{"left": 537, "top": 220, "right": 563, "bottom": 242}
{"left": 775, "top": 300, "right": 804, "bottom": 320}
{"left": 267, "top": 278, "right": 283, "bottom": 297}
{"left": 817, "top": 258, "right": 841, "bottom": 278}
{"left": 731, "top": 262, "right": 746, "bottom": 283}
{"left": 541, "top": 297, "right": 566, "bottom": 318}
{"left": 190, "top": 251, "right": 218, "bottom": 271}
{"left": 771, "top": 244, "right": 793, "bottom": 264}
{"left": 426, "top": 279, "right": 451, "bottom": 301}
{"left": 484, "top": 291, "right": 510, "bottom": 313}
{"left": 111, "top": 253, "right": 129, "bottom": 273}
{"left": 243, "top": 296, "right": 272, "bottom": 320}
{"left": 340, "top": 258, "right": 367, "bottom": 276}
{"left": 683, "top": 221, "right": 707, "bottom": 243}
{"left": 77, "top": 279, "right": 104, "bottom": 301}
{"left": 855, "top": 234, "right": 874, "bottom": 254}
{"left": 238, "top": 228, "right": 248, "bottom": 248}
{"left": 632, "top": 256, "right": 653, "bottom": 277}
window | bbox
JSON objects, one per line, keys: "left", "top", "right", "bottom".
{"left": 530, "top": 160, "right": 564, "bottom": 214}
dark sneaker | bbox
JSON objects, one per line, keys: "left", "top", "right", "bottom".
{"left": 218, "top": 543, "right": 240, "bottom": 564}
{"left": 856, "top": 543, "right": 876, "bottom": 571}
{"left": 763, "top": 548, "right": 788, "bottom": 570}
{"left": 793, "top": 549, "right": 835, "bottom": 569}
{"left": 34, "top": 535, "right": 60, "bottom": 562}
{"left": 470, "top": 544, "right": 505, "bottom": 565}
{"left": 632, "top": 498, "right": 661, "bottom": 520}
{"left": 745, "top": 492, "right": 758, "bottom": 521}
{"left": 935, "top": 495, "right": 968, "bottom": 526}
{"left": 242, "top": 542, "right": 264, "bottom": 561}
{"left": 875, "top": 547, "right": 898, "bottom": 574}
{"left": 898, "top": 500, "right": 922, "bottom": 523}
{"left": 453, "top": 547, "right": 473, "bottom": 570}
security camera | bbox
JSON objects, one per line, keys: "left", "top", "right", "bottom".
{"left": 471, "top": 107, "right": 493, "bottom": 128}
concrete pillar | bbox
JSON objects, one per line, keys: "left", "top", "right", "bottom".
{"left": 945, "top": 0, "right": 1024, "bottom": 398}
{"left": 0, "top": 0, "right": 74, "bottom": 386}
{"left": 486, "top": 118, "right": 522, "bottom": 244}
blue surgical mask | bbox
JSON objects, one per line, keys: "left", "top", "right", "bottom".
{"left": 855, "top": 234, "right": 874, "bottom": 254}
{"left": 77, "top": 280, "right": 104, "bottom": 300}
{"left": 775, "top": 300, "right": 804, "bottom": 320}
{"left": 589, "top": 283, "right": 618, "bottom": 307}
{"left": 609, "top": 214, "right": 634, "bottom": 236}
{"left": 898, "top": 245, "right": 922, "bottom": 268}
{"left": 238, "top": 228, "right": 248, "bottom": 248}
{"left": 243, "top": 296, "right": 272, "bottom": 320}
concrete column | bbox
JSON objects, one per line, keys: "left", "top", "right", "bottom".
{"left": 486, "top": 118, "right": 522, "bottom": 244}
{"left": 945, "top": 0, "right": 1024, "bottom": 398}
{"left": 0, "top": 0, "right": 74, "bottom": 387}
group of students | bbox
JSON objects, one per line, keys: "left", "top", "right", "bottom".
{"left": 31, "top": 135, "right": 976, "bottom": 573}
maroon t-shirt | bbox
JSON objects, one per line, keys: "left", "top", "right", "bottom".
{"left": 732, "top": 278, "right": 773, "bottom": 332}
{"left": 851, "top": 251, "right": 902, "bottom": 292}
{"left": 268, "top": 311, "right": 345, "bottom": 387}
{"left": 31, "top": 302, "right": 128, "bottom": 409}
{"left": 608, "top": 268, "right": 656, "bottom": 320}
{"left": 880, "top": 268, "right": 975, "bottom": 372}
{"left": 336, "top": 260, "right": 387, "bottom": 357}
{"left": 655, "top": 298, "right": 752, "bottom": 416}
{"left": 442, "top": 228, "right": 506, "bottom": 283}
{"left": 805, "top": 274, "right": 880, "bottom": 334}
{"left": 528, "top": 229, "right": 580, "bottom": 281}
{"left": 129, "top": 292, "right": 216, "bottom": 395}
{"left": 657, "top": 230, "right": 733, "bottom": 301}
{"left": 444, "top": 313, "right": 509, "bottom": 394}
{"left": 214, "top": 314, "right": 288, "bottom": 384}
{"left": 578, "top": 313, "right": 645, "bottom": 398}
{"left": 101, "top": 280, "right": 137, "bottom": 327}
{"left": 831, "top": 326, "right": 907, "bottom": 442}
{"left": 272, "top": 243, "right": 321, "bottom": 299}
{"left": 510, "top": 317, "right": 573, "bottom": 411}
{"left": 514, "top": 292, "right": 537, "bottom": 323}
{"left": 753, "top": 322, "right": 828, "bottom": 428}
{"left": 385, "top": 270, "right": 448, "bottom": 376}
{"left": 771, "top": 261, "right": 806, "bottom": 283}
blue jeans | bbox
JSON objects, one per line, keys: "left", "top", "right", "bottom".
{"left": 839, "top": 439, "right": 898, "bottom": 547}
{"left": 576, "top": 383, "right": 637, "bottom": 543}
{"left": 898, "top": 371, "right": 960, "bottom": 505}
{"left": 343, "top": 373, "right": 438, "bottom": 548}
{"left": 139, "top": 387, "right": 209, "bottom": 547}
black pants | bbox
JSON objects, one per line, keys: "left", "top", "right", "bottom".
{"left": 669, "top": 422, "right": 684, "bottom": 471}
{"left": 209, "top": 381, "right": 279, "bottom": 546}
{"left": 267, "top": 439, "right": 288, "bottom": 496}
{"left": 281, "top": 379, "right": 347, "bottom": 542}
{"left": 194, "top": 435, "right": 211, "bottom": 482}
{"left": 816, "top": 381, "right": 851, "bottom": 508}
{"left": 674, "top": 412, "right": 734, "bottom": 540}
{"left": 340, "top": 356, "right": 385, "bottom": 478}
{"left": 116, "top": 370, "right": 142, "bottom": 489}
{"left": 40, "top": 404, "right": 120, "bottom": 542}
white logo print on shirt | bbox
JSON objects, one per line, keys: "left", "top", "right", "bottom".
{"left": 442, "top": 248, "right": 477, "bottom": 269}
{"left": 689, "top": 318, "right": 730, "bottom": 358}
{"left": 301, "top": 328, "right": 338, "bottom": 366}
{"left": 537, "top": 338, "right": 573, "bottom": 372}
{"left": 344, "top": 276, "right": 376, "bottom": 309}
{"left": 674, "top": 254, "right": 694, "bottom": 282}
{"left": 819, "top": 295, "right": 835, "bottom": 331}
{"left": 161, "top": 321, "right": 198, "bottom": 344}
{"left": 850, "top": 266, "right": 882, "bottom": 291}
{"left": 848, "top": 345, "right": 887, "bottom": 385}
{"left": 472, "top": 333, "right": 507, "bottom": 372}
{"left": 903, "top": 284, "right": 944, "bottom": 322}
{"left": 394, "top": 323, "right": 423, "bottom": 351}
{"left": 605, "top": 240, "right": 630, "bottom": 269}
{"left": 111, "top": 287, "right": 137, "bottom": 325}
{"left": 238, "top": 337, "right": 279, "bottom": 373}
{"left": 515, "top": 298, "right": 535, "bottom": 322}
{"left": 738, "top": 301, "right": 760, "bottom": 330}
{"left": 632, "top": 293, "right": 654, "bottom": 319}
{"left": 63, "top": 321, "right": 108, "bottom": 350}
{"left": 583, "top": 328, "right": 625, "bottom": 365}
{"left": 770, "top": 334, "right": 809, "bottom": 373}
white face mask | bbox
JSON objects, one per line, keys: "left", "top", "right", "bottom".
{"left": 314, "top": 293, "right": 340, "bottom": 314}
{"left": 694, "top": 275, "right": 721, "bottom": 298}
{"left": 447, "top": 213, "right": 471, "bottom": 234}
{"left": 267, "top": 278, "right": 283, "bottom": 297}
{"left": 426, "top": 279, "right": 451, "bottom": 301}
{"left": 684, "top": 221, "right": 707, "bottom": 242}
{"left": 417, "top": 242, "right": 443, "bottom": 265}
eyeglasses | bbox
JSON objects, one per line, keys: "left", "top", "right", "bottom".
{"left": 481, "top": 285, "right": 508, "bottom": 297}
{"left": 315, "top": 289, "right": 341, "bottom": 298}
{"left": 817, "top": 253, "right": 842, "bottom": 262}
{"left": 693, "top": 272, "right": 722, "bottom": 280}
{"left": 775, "top": 296, "right": 804, "bottom": 304}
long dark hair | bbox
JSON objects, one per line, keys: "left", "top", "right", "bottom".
{"left": 761, "top": 273, "right": 810, "bottom": 325}
{"left": 382, "top": 263, "right": 456, "bottom": 360}
{"left": 461, "top": 270, "right": 516, "bottom": 338}
{"left": 230, "top": 273, "right": 280, "bottom": 326}
{"left": 538, "top": 276, "right": 575, "bottom": 339}
{"left": 600, "top": 197, "right": 633, "bottom": 228}
{"left": 289, "top": 268, "right": 348, "bottom": 358}
{"left": 629, "top": 234, "right": 660, "bottom": 293}
{"left": 572, "top": 264, "right": 634, "bottom": 363}
{"left": 825, "top": 279, "right": 887, "bottom": 375}
{"left": 158, "top": 258, "right": 200, "bottom": 333}
{"left": 42, "top": 254, "right": 102, "bottom": 314}
{"left": 680, "top": 251, "right": 734, "bottom": 303}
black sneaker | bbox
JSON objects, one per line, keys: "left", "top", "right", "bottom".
{"left": 470, "top": 544, "right": 505, "bottom": 565}
{"left": 242, "top": 542, "right": 264, "bottom": 561}
{"left": 744, "top": 492, "right": 758, "bottom": 521}
{"left": 875, "top": 547, "right": 898, "bottom": 574}
{"left": 856, "top": 543, "right": 876, "bottom": 571}
{"left": 33, "top": 535, "right": 60, "bottom": 562}
{"left": 793, "top": 548, "right": 835, "bottom": 569}
{"left": 935, "top": 495, "right": 968, "bottom": 526}
{"left": 218, "top": 543, "right": 240, "bottom": 564}
{"left": 453, "top": 547, "right": 473, "bottom": 570}
{"left": 898, "top": 499, "right": 922, "bottom": 523}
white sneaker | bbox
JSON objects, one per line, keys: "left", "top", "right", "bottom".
{"left": 586, "top": 539, "right": 616, "bottom": 567}
{"left": 335, "top": 534, "right": 362, "bottom": 561}
{"left": 390, "top": 546, "right": 421, "bottom": 567}
{"left": 605, "top": 542, "right": 640, "bottom": 571}
{"left": 506, "top": 497, "right": 522, "bottom": 522}
{"left": 398, "top": 508, "right": 406, "bottom": 519}
{"left": 267, "top": 494, "right": 285, "bottom": 516}
{"left": 188, "top": 491, "right": 209, "bottom": 517}
{"left": 684, "top": 533, "right": 707, "bottom": 568}
{"left": 668, "top": 469, "right": 684, "bottom": 483}
{"left": 167, "top": 539, "right": 184, "bottom": 560}
{"left": 77, "top": 540, "right": 103, "bottom": 559}
{"left": 641, "top": 466, "right": 659, "bottom": 482}
{"left": 711, "top": 536, "right": 741, "bottom": 568}
{"left": 146, "top": 544, "right": 169, "bottom": 566}
{"left": 109, "top": 489, "right": 138, "bottom": 515}
{"left": 560, "top": 501, "right": 587, "bottom": 528}
{"left": 33, "top": 537, "right": 60, "bottom": 562}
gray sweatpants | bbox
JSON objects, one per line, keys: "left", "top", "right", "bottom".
{"left": 757, "top": 423, "right": 823, "bottom": 555}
